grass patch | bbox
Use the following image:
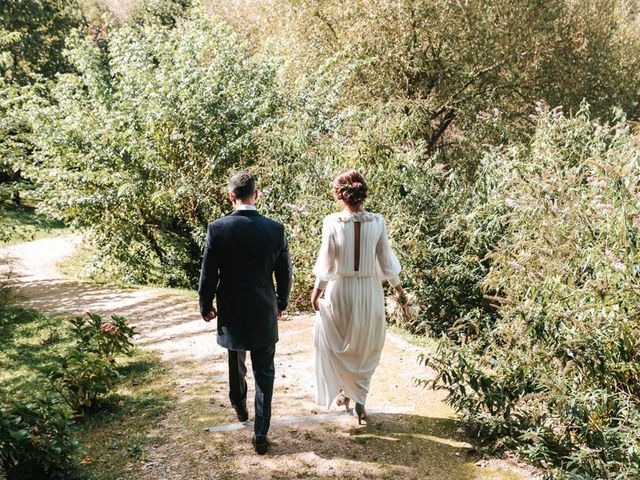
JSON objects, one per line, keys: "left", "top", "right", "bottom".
{"left": 0, "top": 306, "right": 71, "bottom": 401}
{"left": 76, "top": 349, "right": 173, "bottom": 479}
{"left": 57, "top": 241, "right": 198, "bottom": 299}
{"left": 56, "top": 242, "right": 116, "bottom": 285}
{"left": 0, "top": 305, "right": 174, "bottom": 479}
{"left": 0, "top": 204, "right": 66, "bottom": 244}
{"left": 386, "top": 324, "right": 437, "bottom": 350}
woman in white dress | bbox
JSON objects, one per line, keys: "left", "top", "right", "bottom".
{"left": 311, "top": 169, "right": 407, "bottom": 424}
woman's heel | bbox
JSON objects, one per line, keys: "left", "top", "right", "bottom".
{"left": 336, "top": 391, "right": 350, "bottom": 412}
{"left": 355, "top": 403, "right": 366, "bottom": 425}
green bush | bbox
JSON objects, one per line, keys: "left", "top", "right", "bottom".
{"left": 28, "top": 13, "right": 279, "bottom": 287}
{"left": 0, "top": 397, "right": 79, "bottom": 480}
{"left": 47, "top": 313, "right": 136, "bottom": 412}
{"left": 425, "top": 105, "right": 640, "bottom": 478}
{"left": 48, "top": 348, "right": 120, "bottom": 413}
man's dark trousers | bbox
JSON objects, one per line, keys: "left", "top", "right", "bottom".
{"left": 228, "top": 344, "right": 275, "bottom": 436}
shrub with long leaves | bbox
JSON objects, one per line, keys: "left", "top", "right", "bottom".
{"left": 426, "top": 105, "right": 640, "bottom": 478}
{"left": 47, "top": 313, "right": 136, "bottom": 413}
{"left": 69, "top": 313, "right": 136, "bottom": 362}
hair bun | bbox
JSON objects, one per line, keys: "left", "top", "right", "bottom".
{"left": 332, "top": 169, "right": 368, "bottom": 207}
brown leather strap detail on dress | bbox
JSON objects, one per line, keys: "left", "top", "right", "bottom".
{"left": 354, "top": 221, "right": 361, "bottom": 271}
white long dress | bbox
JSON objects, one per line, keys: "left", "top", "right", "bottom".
{"left": 313, "top": 210, "right": 401, "bottom": 408}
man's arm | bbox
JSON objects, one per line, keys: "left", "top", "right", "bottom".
{"left": 198, "top": 224, "right": 219, "bottom": 320}
{"left": 274, "top": 227, "right": 293, "bottom": 315}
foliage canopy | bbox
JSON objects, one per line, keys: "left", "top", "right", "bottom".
{"left": 10, "top": 1, "right": 640, "bottom": 477}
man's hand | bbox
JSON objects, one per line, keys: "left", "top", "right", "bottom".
{"left": 202, "top": 309, "right": 217, "bottom": 322}
{"left": 278, "top": 309, "right": 283, "bottom": 320}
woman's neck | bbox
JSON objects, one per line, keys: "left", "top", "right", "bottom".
{"left": 343, "top": 205, "right": 364, "bottom": 213}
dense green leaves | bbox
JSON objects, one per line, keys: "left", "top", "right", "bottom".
{"left": 0, "top": 0, "right": 85, "bottom": 210}
{"left": 0, "top": 0, "right": 83, "bottom": 84}
{"left": 9, "top": 2, "right": 640, "bottom": 477}
{"left": 426, "top": 106, "right": 640, "bottom": 477}
{"left": 30, "top": 17, "right": 279, "bottom": 286}
{"left": 0, "top": 397, "right": 79, "bottom": 480}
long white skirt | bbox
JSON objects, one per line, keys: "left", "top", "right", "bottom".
{"left": 314, "top": 276, "right": 386, "bottom": 408}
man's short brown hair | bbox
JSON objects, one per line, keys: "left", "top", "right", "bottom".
{"left": 228, "top": 171, "right": 256, "bottom": 201}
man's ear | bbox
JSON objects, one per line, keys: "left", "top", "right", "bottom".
{"left": 254, "top": 189, "right": 260, "bottom": 201}
{"left": 229, "top": 192, "right": 236, "bottom": 204}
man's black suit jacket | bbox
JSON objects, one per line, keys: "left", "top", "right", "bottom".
{"left": 198, "top": 209, "right": 293, "bottom": 351}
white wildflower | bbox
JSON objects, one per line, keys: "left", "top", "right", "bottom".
{"left": 286, "top": 203, "right": 309, "bottom": 216}
{"left": 595, "top": 203, "right": 614, "bottom": 213}
{"left": 606, "top": 249, "right": 626, "bottom": 272}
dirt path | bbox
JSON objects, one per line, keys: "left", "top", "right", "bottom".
{"left": 1, "top": 235, "right": 538, "bottom": 480}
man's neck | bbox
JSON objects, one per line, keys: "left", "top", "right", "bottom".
{"left": 234, "top": 203, "right": 257, "bottom": 211}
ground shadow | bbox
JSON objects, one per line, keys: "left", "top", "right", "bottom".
{"left": 264, "top": 413, "right": 484, "bottom": 479}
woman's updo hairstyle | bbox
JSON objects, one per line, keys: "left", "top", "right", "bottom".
{"left": 332, "top": 169, "right": 368, "bottom": 207}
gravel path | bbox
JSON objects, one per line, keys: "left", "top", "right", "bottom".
{"left": 1, "top": 235, "right": 537, "bottom": 480}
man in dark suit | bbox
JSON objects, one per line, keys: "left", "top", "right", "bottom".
{"left": 198, "top": 171, "right": 293, "bottom": 455}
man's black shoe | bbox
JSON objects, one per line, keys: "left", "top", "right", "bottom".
{"left": 232, "top": 403, "right": 249, "bottom": 422}
{"left": 252, "top": 435, "right": 270, "bottom": 455}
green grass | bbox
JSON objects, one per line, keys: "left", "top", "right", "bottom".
{"left": 76, "top": 350, "right": 173, "bottom": 479}
{"left": 0, "top": 204, "right": 66, "bottom": 244}
{"left": 58, "top": 241, "right": 199, "bottom": 300}
{"left": 387, "top": 324, "right": 437, "bottom": 350}
{"left": 0, "top": 306, "right": 71, "bottom": 401}
{"left": 0, "top": 305, "right": 174, "bottom": 479}
{"left": 56, "top": 242, "right": 118, "bottom": 286}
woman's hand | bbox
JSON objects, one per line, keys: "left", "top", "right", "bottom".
{"left": 394, "top": 285, "right": 409, "bottom": 307}
{"left": 311, "top": 288, "right": 323, "bottom": 311}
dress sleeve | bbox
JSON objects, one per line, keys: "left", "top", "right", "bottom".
{"left": 376, "top": 216, "right": 401, "bottom": 287}
{"left": 312, "top": 216, "right": 337, "bottom": 290}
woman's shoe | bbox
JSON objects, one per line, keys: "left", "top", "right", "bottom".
{"left": 336, "top": 391, "right": 350, "bottom": 412}
{"left": 355, "top": 403, "right": 366, "bottom": 425}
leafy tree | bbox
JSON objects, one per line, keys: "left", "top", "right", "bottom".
{"left": 215, "top": 0, "right": 640, "bottom": 167}
{"left": 29, "top": 16, "right": 280, "bottom": 286}
{"left": 0, "top": 0, "right": 85, "bottom": 207}
{"left": 0, "top": 0, "right": 83, "bottom": 84}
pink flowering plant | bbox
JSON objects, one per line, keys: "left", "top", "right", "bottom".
{"left": 69, "top": 313, "right": 136, "bottom": 363}
{"left": 47, "top": 314, "right": 136, "bottom": 413}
